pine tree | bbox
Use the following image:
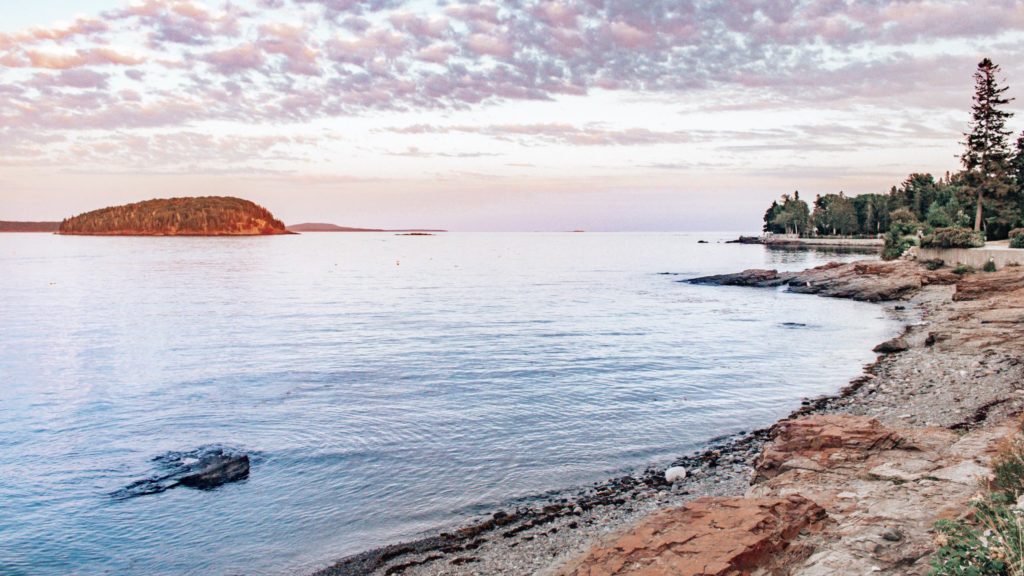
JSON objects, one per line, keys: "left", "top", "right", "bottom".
{"left": 1013, "top": 131, "right": 1024, "bottom": 189}
{"left": 962, "top": 58, "right": 1015, "bottom": 233}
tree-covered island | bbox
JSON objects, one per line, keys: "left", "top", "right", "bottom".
{"left": 58, "top": 196, "right": 290, "bottom": 236}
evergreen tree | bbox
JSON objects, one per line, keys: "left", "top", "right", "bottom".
{"left": 961, "top": 58, "right": 1015, "bottom": 233}
{"left": 1013, "top": 132, "right": 1024, "bottom": 190}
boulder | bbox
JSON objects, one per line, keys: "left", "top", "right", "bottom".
{"left": 873, "top": 337, "right": 910, "bottom": 354}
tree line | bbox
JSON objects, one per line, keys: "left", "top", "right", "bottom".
{"left": 762, "top": 58, "right": 1024, "bottom": 253}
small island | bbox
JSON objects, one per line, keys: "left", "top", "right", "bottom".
{"left": 58, "top": 197, "right": 290, "bottom": 236}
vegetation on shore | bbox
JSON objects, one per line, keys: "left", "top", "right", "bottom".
{"left": 763, "top": 58, "right": 1024, "bottom": 260}
{"left": 931, "top": 420, "right": 1024, "bottom": 576}
{"left": 58, "top": 197, "right": 288, "bottom": 236}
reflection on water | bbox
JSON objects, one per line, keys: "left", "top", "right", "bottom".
{"left": 0, "top": 232, "right": 897, "bottom": 576}
{"left": 765, "top": 244, "right": 882, "bottom": 265}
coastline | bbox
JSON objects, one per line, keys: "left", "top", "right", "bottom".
{"left": 309, "top": 257, "right": 1024, "bottom": 576}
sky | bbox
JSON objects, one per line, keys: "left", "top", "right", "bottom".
{"left": 2, "top": 1, "right": 1024, "bottom": 231}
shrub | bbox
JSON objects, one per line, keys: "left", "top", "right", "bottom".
{"left": 931, "top": 516, "right": 1008, "bottom": 576}
{"left": 993, "top": 434, "right": 1024, "bottom": 497}
{"left": 984, "top": 260, "right": 998, "bottom": 272}
{"left": 1010, "top": 229, "right": 1024, "bottom": 249}
{"left": 882, "top": 229, "right": 915, "bottom": 261}
{"left": 931, "top": 421, "right": 1024, "bottom": 576}
{"left": 882, "top": 217, "right": 922, "bottom": 261}
{"left": 921, "top": 227, "right": 986, "bottom": 249}
{"left": 954, "top": 264, "right": 976, "bottom": 275}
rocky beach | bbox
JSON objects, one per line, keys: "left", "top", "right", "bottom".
{"left": 314, "top": 259, "right": 1024, "bottom": 576}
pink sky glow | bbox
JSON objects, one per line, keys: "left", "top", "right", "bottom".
{"left": 2, "top": 0, "right": 1024, "bottom": 231}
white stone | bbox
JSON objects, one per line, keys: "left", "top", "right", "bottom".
{"left": 664, "top": 466, "right": 688, "bottom": 483}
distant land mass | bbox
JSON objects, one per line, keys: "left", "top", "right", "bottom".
{"left": 287, "top": 222, "right": 447, "bottom": 233}
{"left": 0, "top": 221, "right": 61, "bottom": 233}
{"left": 58, "top": 197, "right": 290, "bottom": 236}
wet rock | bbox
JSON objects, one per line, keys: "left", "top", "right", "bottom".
{"left": 112, "top": 446, "right": 250, "bottom": 499}
{"left": 686, "top": 268, "right": 783, "bottom": 287}
{"left": 873, "top": 337, "right": 910, "bottom": 354}
{"left": 178, "top": 453, "right": 250, "bottom": 489}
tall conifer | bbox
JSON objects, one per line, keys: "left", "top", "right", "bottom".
{"left": 962, "top": 58, "right": 1015, "bottom": 232}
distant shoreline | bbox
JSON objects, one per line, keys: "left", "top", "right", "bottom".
{"left": 0, "top": 221, "right": 61, "bottom": 233}
{"left": 730, "top": 234, "right": 884, "bottom": 248}
{"left": 286, "top": 222, "right": 447, "bottom": 233}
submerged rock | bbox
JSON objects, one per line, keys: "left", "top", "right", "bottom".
{"left": 112, "top": 446, "right": 250, "bottom": 499}
{"left": 178, "top": 453, "right": 250, "bottom": 489}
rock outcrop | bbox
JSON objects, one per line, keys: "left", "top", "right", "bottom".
{"left": 752, "top": 415, "right": 900, "bottom": 484}
{"left": 747, "top": 415, "right": 1006, "bottom": 575}
{"left": 112, "top": 446, "right": 250, "bottom": 498}
{"left": 953, "top": 267, "right": 1024, "bottom": 301}
{"left": 556, "top": 495, "right": 826, "bottom": 576}
{"left": 688, "top": 260, "right": 958, "bottom": 302}
{"left": 555, "top": 415, "right": 1005, "bottom": 576}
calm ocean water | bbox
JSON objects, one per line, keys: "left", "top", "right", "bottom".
{"left": 0, "top": 232, "right": 898, "bottom": 576}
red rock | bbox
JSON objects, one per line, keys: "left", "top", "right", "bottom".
{"left": 556, "top": 495, "right": 825, "bottom": 576}
{"left": 753, "top": 415, "right": 900, "bottom": 484}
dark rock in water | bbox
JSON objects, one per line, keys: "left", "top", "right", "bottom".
{"left": 179, "top": 453, "right": 250, "bottom": 489}
{"left": 873, "top": 337, "right": 909, "bottom": 354}
{"left": 112, "top": 446, "right": 250, "bottom": 499}
{"left": 780, "top": 322, "right": 808, "bottom": 328}
{"left": 686, "top": 268, "right": 783, "bottom": 287}
{"left": 697, "top": 240, "right": 709, "bottom": 244}
{"left": 725, "top": 236, "right": 764, "bottom": 244}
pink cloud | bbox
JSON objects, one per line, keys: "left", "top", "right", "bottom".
{"left": 203, "top": 43, "right": 265, "bottom": 75}
{"left": 465, "top": 33, "right": 513, "bottom": 58}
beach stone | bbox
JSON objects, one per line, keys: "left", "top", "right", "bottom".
{"left": 664, "top": 466, "right": 687, "bottom": 483}
{"left": 873, "top": 337, "right": 910, "bottom": 354}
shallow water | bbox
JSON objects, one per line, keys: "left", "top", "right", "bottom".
{"left": 0, "top": 232, "right": 897, "bottom": 576}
